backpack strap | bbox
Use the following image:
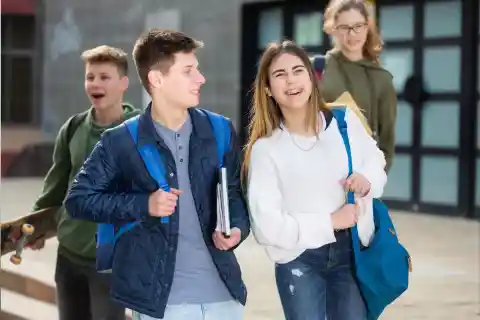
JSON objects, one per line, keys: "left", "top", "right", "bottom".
{"left": 63, "top": 111, "right": 88, "bottom": 172}
{"left": 202, "top": 110, "right": 231, "bottom": 168}
{"left": 124, "top": 116, "right": 170, "bottom": 224}
{"left": 331, "top": 107, "right": 355, "bottom": 205}
{"left": 96, "top": 116, "right": 172, "bottom": 273}
{"left": 65, "top": 111, "right": 89, "bottom": 144}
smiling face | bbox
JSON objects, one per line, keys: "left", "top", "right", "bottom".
{"left": 84, "top": 62, "right": 128, "bottom": 111}
{"left": 268, "top": 52, "right": 313, "bottom": 112}
{"left": 149, "top": 51, "right": 205, "bottom": 110}
{"left": 332, "top": 8, "right": 368, "bottom": 56}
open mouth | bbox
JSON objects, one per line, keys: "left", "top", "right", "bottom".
{"left": 285, "top": 88, "right": 303, "bottom": 96}
{"left": 90, "top": 93, "right": 106, "bottom": 99}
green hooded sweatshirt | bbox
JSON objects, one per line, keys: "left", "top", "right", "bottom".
{"left": 320, "top": 49, "right": 397, "bottom": 172}
{"left": 32, "top": 103, "right": 142, "bottom": 266}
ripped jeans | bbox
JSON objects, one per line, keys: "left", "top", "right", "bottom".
{"left": 275, "top": 229, "right": 366, "bottom": 320}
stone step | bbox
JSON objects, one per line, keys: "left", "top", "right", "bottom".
{"left": 0, "top": 238, "right": 133, "bottom": 319}
{"left": 1, "top": 289, "right": 57, "bottom": 320}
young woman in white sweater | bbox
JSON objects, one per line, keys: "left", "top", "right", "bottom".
{"left": 242, "top": 40, "right": 387, "bottom": 319}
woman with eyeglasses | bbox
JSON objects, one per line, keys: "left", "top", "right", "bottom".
{"left": 320, "top": 0, "right": 397, "bottom": 172}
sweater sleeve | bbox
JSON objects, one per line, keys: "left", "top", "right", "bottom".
{"left": 32, "top": 119, "right": 73, "bottom": 212}
{"left": 356, "top": 195, "right": 375, "bottom": 247}
{"left": 247, "top": 140, "right": 336, "bottom": 250}
{"left": 377, "top": 78, "right": 397, "bottom": 173}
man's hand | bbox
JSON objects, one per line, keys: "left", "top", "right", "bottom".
{"left": 26, "top": 237, "right": 46, "bottom": 250}
{"left": 212, "top": 227, "right": 241, "bottom": 251}
{"left": 148, "top": 188, "right": 183, "bottom": 217}
{"left": 8, "top": 227, "right": 46, "bottom": 251}
{"left": 331, "top": 203, "right": 359, "bottom": 230}
{"left": 340, "top": 173, "right": 371, "bottom": 196}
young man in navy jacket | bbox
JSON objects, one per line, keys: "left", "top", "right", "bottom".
{"left": 64, "top": 28, "right": 250, "bottom": 320}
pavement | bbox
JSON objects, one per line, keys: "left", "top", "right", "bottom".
{"left": 1, "top": 178, "right": 479, "bottom": 319}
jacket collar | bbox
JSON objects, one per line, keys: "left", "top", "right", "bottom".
{"left": 136, "top": 103, "right": 214, "bottom": 148}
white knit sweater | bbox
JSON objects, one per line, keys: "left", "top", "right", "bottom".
{"left": 247, "top": 109, "right": 387, "bottom": 264}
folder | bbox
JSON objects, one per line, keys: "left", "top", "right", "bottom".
{"left": 326, "top": 91, "right": 373, "bottom": 137}
{"left": 216, "top": 167, "right": 231, "bottom": 237}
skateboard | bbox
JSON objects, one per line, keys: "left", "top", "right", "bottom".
{"left": 1, "top": 207, "right": 58, "bottom": 264}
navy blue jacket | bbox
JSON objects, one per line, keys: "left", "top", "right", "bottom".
{"left": 64, "top": 106, "right": 250, "bottom": 318}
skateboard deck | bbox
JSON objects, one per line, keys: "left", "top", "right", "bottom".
{"left": 1, "top": 207, "right": 58, "bottom": 264}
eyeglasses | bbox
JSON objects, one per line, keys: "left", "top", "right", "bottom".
{"left": 334, "top": 22, "right": 368, "bottom": 34}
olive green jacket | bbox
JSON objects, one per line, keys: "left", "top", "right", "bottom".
{"left": 320, "top": 49, "right": 397, "bottom": 172}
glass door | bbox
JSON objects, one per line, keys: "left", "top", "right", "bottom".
{"left": 475, "top": 3, "right": 480, "bottom": 217}
{"left": 240, "top": 1, "right": 284, "bottom": 143}
{"left": 417, "top": 0, "right": 463, "bottom": 212}
{"left": 377, "top": 3, "right": 416, "bottom": 207}
{"left": 379, "top": 0, "right": 477, "bottom": 216}
{"left": 289, "top": 5, "right": 327, "bottom": 57}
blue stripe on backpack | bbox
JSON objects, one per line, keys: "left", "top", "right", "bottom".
{"left": 331, "top": 107, "right": 411, "bottom": 320}
{"left": 95, "top": 110, "right": 231, "bottom": 273}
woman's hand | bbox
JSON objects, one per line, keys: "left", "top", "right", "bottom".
{"left": 340, "top": 173, "right": 371, "bottom": 197}
{"left": 331, "top": 203, "right": 359, "bottom": 230}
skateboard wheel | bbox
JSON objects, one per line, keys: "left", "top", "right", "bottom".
{"left": 10, "top": 254, "right": 22, "bottom": 265}
{"left": 21, "top": 224, "right": 34, "bottom": 235}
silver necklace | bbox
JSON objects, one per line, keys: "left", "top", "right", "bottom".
{"left": 289, "top": 132, "right": 319, "bottom": 152}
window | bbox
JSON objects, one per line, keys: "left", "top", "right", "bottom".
{"left": 293, "top": 11, "right": 323, "bottom": 46}
{"left": 258, "top": 8, "right": 283, "bottom": 49}
{"left": 1, "top": 14, "right": 36, "bottom": 125}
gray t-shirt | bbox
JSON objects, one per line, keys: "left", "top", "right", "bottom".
{"left": 153, "top": 115, "right": 232, "bottom": 305}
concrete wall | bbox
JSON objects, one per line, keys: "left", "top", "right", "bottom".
{"left": 40, "top": 0, "right": 276, "bottom": 140}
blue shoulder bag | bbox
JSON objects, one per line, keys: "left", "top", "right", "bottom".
{"left": 331, "top": 107, "right": 411, "bottom": 320}
{"left": 95, "top": 110, "right": 231, "bottom": 273}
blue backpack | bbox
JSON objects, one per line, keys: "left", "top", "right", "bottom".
{"left": 311, "top": 54, "right": 326, "bottom": 80}
{"left": 331, "top": 107, "right": 411, "bottom": 320}
{"left": 95, "top": 110, "right": 231, "bottom": 273}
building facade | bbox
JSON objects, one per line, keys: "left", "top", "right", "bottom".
{"left": 2, "top": 0, "right": 479, "bottom": 218}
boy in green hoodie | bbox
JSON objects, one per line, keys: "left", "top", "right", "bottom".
{"left": 30, "top": 45, "right": 141, "bottom": 320}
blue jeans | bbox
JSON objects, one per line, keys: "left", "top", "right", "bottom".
{"left": 132, "top": 300, "right": 243, "bottom": 320}
{"left": 275, "top": 230, "right": 366, "bottom": 320}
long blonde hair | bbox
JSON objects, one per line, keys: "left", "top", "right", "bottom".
{"left": 241, "top": 41, "right": 329, "bottom": 183}
{"left": 323, "top": 0, "right": 384, "bottom": 65}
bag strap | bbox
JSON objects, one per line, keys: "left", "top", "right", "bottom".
{"left": 331, "top": 107, "right": 363, "bottom": 253}
{"left": 331, "top": 107, "right": 355, "bottom": 205}
{"left": 64, "top": 111, "right": 88, "bottom": 173}
{"left": 66, "top": 111, "right": 88, "bottom": 144}
{"left": 124, "top": 117, "right": 170, "bottom": 223}
{"left": 122, "top": 112, "right": 230, "bottom": 223}
{"left": 202, "top": 110, "right": 231, "bottom": 168}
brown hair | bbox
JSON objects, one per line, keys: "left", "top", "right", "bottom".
{"left": 81, "top": 45, "right": 128, "bottom": 76}
{"left": 132, "top": 28, "right": 204, "bottom": 93}
{"left": 241, "top": 40, "right": 329, "bottom": 182}
{"left": 324, "top": 0, "right": 383, "bottom": 64}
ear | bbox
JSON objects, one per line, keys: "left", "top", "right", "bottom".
{"left": 120, "top": 76, "right": 129, "bottom": 91}
{"left": 147, "top": 69, "right": 163, "bottom": 90}
{"left": 265, "top": 87, "right": 272, "bottom": 97}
